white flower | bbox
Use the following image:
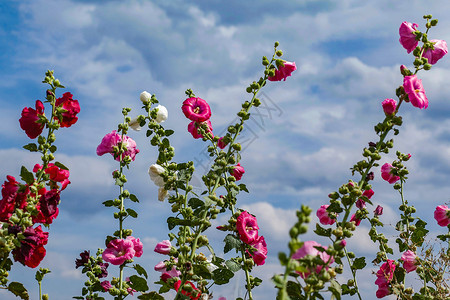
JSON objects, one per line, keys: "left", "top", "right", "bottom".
{"left": 129, "top": 117, "right": 141, "bottom": 131}
{"left": 155, "top": 104, "right": 168, "bottom": 123}
{"left": 148, "top": 164, "right": 165, "bottom": 187}
{"left": 158, "top": 187, "right": 168, "bottom": 201}
{"left": 140, "top": 91, "right": 151, "bottom": 103}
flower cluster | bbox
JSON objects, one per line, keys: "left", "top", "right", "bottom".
{"left": 236, "top": 211, "right": 268, "bottom": 266}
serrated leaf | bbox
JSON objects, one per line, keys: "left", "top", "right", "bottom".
{"left": 238, "top": 183, "right": 249, "bottom": 193}
{"left": 54, "top": 161, "right": 69, "bottom": 170}
{"left": 23, "top": 143, "right": 38, "bottom": 152}
{"left": 225, "top": 259, "right": 241, "bottom": 272}
{"left": 128, "top": 275, "right": 148, "bottom": 292}
{"left": 20, "top": 166, "right": 34, "bottom": 185}
{"left": 130, "top": 194, "right": 139, "bottom": 203}
{"left": 102, "top": 200, "right": 115, "bottom": 207}
{"left": 134, "top": 264, "right": 148, "bottom": 279}
{"left": 223, "top": 234, "right": 241, "bottom": 253}
{"left": 138, "top": 292, "right": 165, "bottom": 300}
{"left": 8, "top": 282, "right": 29, "bottom": 300}
{"left": 126, "top": 208, "right": 138, "bottom": 218}
{"left": 212, "top": 268, "right": 234, "bottom": 285}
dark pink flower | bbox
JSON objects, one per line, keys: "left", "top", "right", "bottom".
{"left": 37, "top": 189, "right": 60, "bottom": 223}
{"left": 376, "top": 283, "right": 391, "bottom": 299}
{"left": 187, "top": 120, "right": 213, "bottom": 139}
{"left": 0, "top": 176, "right": 20, "bottom": 222}
{"left": 126, "top": 236, "right": 143, "bottom": 257}
{"left": 350, "top": 214, "right": 361, "bottom": 226}
{"left": 12, "top": 225, "right": 49, "bottom": 268}
{"left": 182, "top": 97, "right": 211, "bottom": 122}
{"left": 292, "top": 241, "right": 334, "bottom": 279}
{"left": 96, "top": 130, "right": 140, "bottom": 161}
{"left": 249, "top": 236, "right": 267, "bottom": 266}
{"left": 374, "top": 205, "right": 384, "bottom": 216}
{"left": 316, "top": 205, "right": 336, "bottom": 225}
{"left": 54, "top": 92, "right": 80, "bottom": 127}
{"left": 19, "top": 100, "right": 45, "bottom": 139}
{"left": 217, "top": 137, "right": 227, "bottom": 149}
{"left": 268, "top": 61, "right": 297, "bottom": 81}
{"left": 399, "top": 22, "right": 419, "bottom": 53}
{"left": 174, "top": 280, "right": 201, "bottom": 300}
{"left": 154, "top": 240, "right": 171, "bottom": 255}
{"left": 100, "top": 280, "right": 112, "bottom": 292}
{"left": 403, "top": 75, "right": 428, "bottom": 109}
{"left": 434, "top": 205, "right": 450, "bottom": 227}
{"left": 75, "top": 250, "right": 90, "bottom": 269}
{"left": 34, "top": 163, "right": 71, "bottom": 191}
{"left": 381, "top": 163, "right": 400, "bottom": 184}
{"left": 382, "top": 99, "right": 397, "bottom": 115}
{"left": 236, "top": 211, "right": 259, "bottom": 244}
{"left": 375, "top": 260, "right": 396, "bottom": 298}
{"left": 230, "top": 163, "right": 245, "bottom": 181}
{"left": 401, "top": 250, "right": 418, "bottom": 273}
{"left": 357, "top": 189, "right": 374, "bottom": 209}
{"left": 102, "top": 239, "right": 135, "bottom": 265}
{"left": 423, "top": 39, "right": 448, "bottom": 65}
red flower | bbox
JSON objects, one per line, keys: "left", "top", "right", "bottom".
{"left": 55, "top": 92, "right": 80, "bottom": 127}
{"left": 0, "top": 176, "right": 28, "bottom": 222}
{"left": 268, "top": 61, "right": 296, "bottom": 81}
{"left": 19, "top": 100, "right": 45, "bottom": 139}
{"left": 33, "top": 163, "right": 71, "bottom": 191}
{"left": 182, "top": 97, "right": 211, "bottom": 122}
{"left": 12, "top": 225, "right": 49, "bottom": 268}
{"left": 174, "top": 280, "right": 201, "bottom": 300}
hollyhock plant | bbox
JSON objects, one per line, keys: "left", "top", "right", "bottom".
{"left": 154, "top": 240, "right": 172, "bottom": 255}
{"left": 155, "top": 104, "right": 168, "bottom": 123}
{"left": 182, "top": 97, "right": 211, "bottom": 122}
{"left": 19, "top": 100, "right": 45, "bottom": 139}
{"left": 140, "top": 91, "right": 152, "bottom": 103}
{"left": 399, "top": 21, "right": 419, "bottom": 53}
{"left": 381, "top": 163, "right": 400, "bottom": 184}
{"left": 248, "top": 236, "right": 268, "bottom": 266}
{"left": 126, "top": 236, "right": 143, "bottom": 257}
{"left": 268, "top": 61, "right": 297, "bottom": 81}
{"left": 36, "top": 188, "right": 60, "bottom": 223}
{"left": 375, "top": 260, "right": 396, "bottom": 298}
{"left": 382, "top": 98, "right": 397, "bottom": 115}
{"left": 316, "top": 204, "right": 336, "bottom": 225}
{"left": 434, "top": 205, "right": 450, "bottom": 227}
{"left": 423, "top": 39, "right": 448, "bottom": 64}
{"left": 236, "top": 211, "right": 259, "bottom": 244}
{"left": 129, "top": 117, "right": 142, "bottom": 131}
{"left": 33, "top": 163, "right": 71, "bottom": 191}
{"left": 0, "top": 176, "right": 21, "bottom": 222}
{"left": 12, "top": 225, "right": 49, "bottom": 268}
{"left": 102, "top": 238, "right": 136, "bottom": 266}
{"left": 230, "top": 163, "right": 245, "bottom": 181}
{"left": 401, "top": 250, "right": 418, "bottom": 273}
{"left": 96, "top": 130, "right": 140, "bottom": 161}
{"left": 291, "top": 241, "right": 334, "bottom": 279}
{"left": 403, "top": 75, "right": 428, "bottom": 109}
{"left": 187, "top": 120, "right": 214, "bottom": 139}
{"left": 148, "top": 164, "right": 166, "bottom": 187}
{"left": 54, "top": 92, "right": 80, "bottom": 127}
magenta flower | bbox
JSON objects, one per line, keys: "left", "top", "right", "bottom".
{"left": 102, "top": 239, "right": 135, "bottom": 265}
{"left": 375, "top": 260, "right": 396, "bottom": 298}
{"left": 381, "top": 163, "right": 400, "bottom": 184}
{"left": 357, "top": 189, "right": 374, "bottom": 209}
{"left": 423, "top": 39, "right": 448, "bottom": 65}
{"left": 230, "top": 163, "right": 245, "bottom": 181}
{"left": 382, "top": 98, "right": 397, "bottom": 115}
{"left": 399, "top": 21, "right": 419, "bottom": 53}
{"left": 54, "top": 92, "right": 80, "bottom": 128}
{"left": 19, "top": 100, "right": 45, "bottom": 139}
{"left": 100, "top": 280, "right": 112, "bottom": 292}
{"left": 182, "top": 97, "right": 211, "bottom": 122}
{"left": 268, "top": 61, "right": 297, "bottom": 81}
{"left": 401, "top": 250, "right": 418, "bottom": 273}
{"left": 403, "top": 75, "right": 428, "bottom": 109}
{"left": 316, "top": 205, "right": 336, "bottom": 225}
{"left": 434, "top": 205, "right": 450, "bottom": 227}
{"left": 217, "top": 137, "right": 227, "bottom": 149}
{"left": 96, "top": 130, "right": 140, "bottom": 161}
{"left": 236, "top": 211, "right": 259, "bottom": 244}
{"left": 350, "top": 214, "right": 361, "bottom": 226}
{"left": 292, "top": 241, "right": 334, "bottom": 279}
{"left": 126, "top": 236, "right": 143, "bottom": 257}
{"left": 160, "top": 266, "right": 182, "bottom": 282}
{"left": 374, "top": 205, "right": 384, "bottom": 216}
{"left": 248, "top": 236, "right": 268, "bottom": 266}
{"left": 154, "top": 240, "right": 171, "bottom": 255}
{"left": 187, "top": 120, "right": 213, "bottom": 139}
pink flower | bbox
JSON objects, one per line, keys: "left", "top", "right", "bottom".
{"left": 374, "top": 205, "right": 384, "bottom": 216}
{"left": 381, "top": 163, "right": 400, "bottom": 184}
{"left": 434, "top": 205, "right": 450, "bottom": 227}
{"left": 154, "top": 240, "right": 171, "bottom": 255}
{"left": 375, "top": 260, "right": 396, "bottom": 298}
{"left": 96, "top": 130, "right": 139, "bottom": 161}
{"left": 230, "top": 163, "right": 245, "bottom": 181}
{"left": 217, "top": 137, "right": 227, "bottom": 149}
{"left": 292, "top": 241, "right": 334, "bottom": 279}
{"left": 19, "top": 100, "right": 45, "bottom": 139}
{"left": 236, "top": 211, "right": 259, "bottom": 244}
{"left": 102, "top": 239, "right": 135, "bottom": 265}
{"left": 100, "top": 280, "right": 112, "bottom": 292}
{"left": 401, "top": 250, "right": 418, "bottom": 273}
{"left": 248, "top": 236, "right": 267, "bottom": 266}
{"left": 182, "top": 97, "right": 211, "bottom": 122}
{"left": 33, "top": 163, "right": 70, "bottom": 191}
{"left": 187, "top": 120, "right": 214, "bottom": 139}
{"left": 357, "top": 189, "right": 374, "bottom": 209}
{"left": 399, "top": 22, "right": 419, "bottom": 53}
{"left": 316, "top": 205, "right": 336, "bottom": 225}
{"left": 54, "top": 92, "right": 80, "bottom": 128}
{"left": 376, "top": 284, "right": 391, "bottom": 299}
{"left": 126, "top": 236, "right": 143, "bottom": 257}
{"left": 403, "top": 75, "right": 428, "bottom": 109}
{"left": 382, "top": 99, "right": 397, "bottom": 115}
{"left": 350, "top": 214, "right": 361, "bottom": 226}
{"left": 423, "top": 39, "right": 448, "bottom": 65}
{"left": 268, "top": 61, "right": 297, "bottom": 81}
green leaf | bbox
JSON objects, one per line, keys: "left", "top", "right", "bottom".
{"left": 128, "top": 275, "right": 148, "bottom": 292}
{"left": 54, "top": 161, "right": 69, "bottom": 170}
{"left": 164, "top": 129, "right": 174, "bottom": 137}
{"left": 223, "top": 234, "right": 241, "bottom": 253}
{"left": 162, "top": 138, "right": 170, "bottom": 148}
{"left": 23, "top": 143, "right": 38, "bottom": 152}
{"left": 238, "top": 183, "right": 249, "bottom": 193}
{"left": 329, "top": 279, "right": 342, "bottom": 300}
{"left": 193, "top": 264, "right": 212, "bottom": 279}
{"left": 286, "top": 281, "right": 303, "bottom": 299}
{"left": 130, "top": 194, "right": 139, "bottom": 203}
{"left": 126, "top": 208, "right": 138, "bottom": 218}
{"left": 225, "top": 259, "right": 241, "bottom": 272}
{"left": 314, "top": 223, "right": 331, "bottom": 237}
{"left": 138, "top": 292, "right": 165, "bottom": 300}
{"left": 49, "top": 145, "right": 57, "bottom": 153}
{"left": 20, "top": 166, "right": 34, "bottom": 185}
{"left": 8, "top": 282, "right": 29, "bottom": 300}
{"left": 188, "top": 198, "right": 204, "bottom": 210}
{"left": 134, "top": 264, "right": 148, "bottom": 279}
{"left": 352, "top": 257, "right": 366, "bottom": 270}
{"left": 212, "top": 268, "right": 234, "bottom": 285}
{"left": 102, "top": 200, "right": 115, "bottom": 207}
{"left": 411, "top": 220, "right": 429, "bottom": 246}
{"left": 73, "top": 297, "right": 84, "bottom": 299}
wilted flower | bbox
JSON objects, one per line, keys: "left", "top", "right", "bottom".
{"left": 187, "top": 120, "right": 213, "bottom": 139}
{"left": 248, "top": 236, "right": 267, "bottom": 266}
{"left": 423, "top": 39, "right": 448, "bottom": 65}
{"left": 75, "top": 250, "right": 90, "bottom": 269}
{"left": 158, "top": 187, "right": 169, "bottom": 201}
{"left": 174, "top": 280, "right": 201, "bottom": 300}
{"left": 100, "top": 281, "right": 112, "bottom": 292}
{"left": 12, "top": 225, "right": 49, "bottom": 268}
{"left": 375, "top": 260, "right": 396, "bottom": 298}
{"left": 129, "top": 117, "right": 142, "bottom": 131}
{"left": 350, "top": 214, "right": 361, "bottom": 226}
{"left": 374, "top": 205, "right": 384, "bottom": 216}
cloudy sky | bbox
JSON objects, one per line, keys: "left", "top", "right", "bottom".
{"left": 1, "top": 0, "right": 450, "bottom": 299}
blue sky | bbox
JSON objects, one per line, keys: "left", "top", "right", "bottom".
{"left": 1, "top": 0, "right": 450, "bottom": 299}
